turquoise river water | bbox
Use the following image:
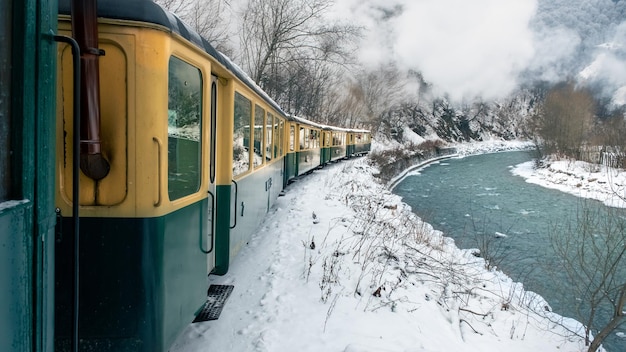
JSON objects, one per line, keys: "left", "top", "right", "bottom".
{"left": 393, "top": 150, "right": 625, "bottom": 351}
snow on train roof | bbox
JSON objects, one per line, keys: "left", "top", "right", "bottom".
{"left": 58, "top": 0, "right": 286, "bottom": 118}
{"left": 289, "top": 115, "right": 370, "bottom": 134}
{"left": 57, "top": 0, "right": 369, "bottom": 135}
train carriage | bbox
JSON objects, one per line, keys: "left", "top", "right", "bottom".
{"left": 283, "top": 115, "right": 326, "bottom": 185}
{"left": 54, "top": 1, "right": 222, "bottom": 350}
{"left": 228, "top": 80, "right": 287, "bottom": 271}
{"left": 330, "top": 127, "right": 348, "bottom": 162}
{"left": 345, "top": 129, "right": 372, "bottom": 158}
{"left": 53, "top": 0, "right": 300, "bottom": 350}
{"left": 353, "top": 129, "right": 372, "bottom": 156}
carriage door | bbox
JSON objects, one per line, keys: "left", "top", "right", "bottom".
{"left": 206, "top": 75, "right": 218, "bottom": 273}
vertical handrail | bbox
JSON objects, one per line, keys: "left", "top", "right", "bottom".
{"left": 201, "top": 190, "right": 215, "bottom": 253}
{"left": 229, "top": 180, "right": 238, "bottom": 229}
{"left": 152, "top": 137, "right": 162, "bottom": 206}
{"left": 54, "top": 34, "right": 81, "bottom": 352}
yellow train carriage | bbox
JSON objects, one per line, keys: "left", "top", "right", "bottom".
{"left": 228, "top": 77, "right": 287, "bottom": 270}
{"left": 352, "top": 129, "right": 372, "bottom": 156}
{"left": 329, "top": 126, "right": 348, "bottom": 162}
{"left": 284, "top": 115, "right": 324, "bottom": 183}
{"left": 54, "top": 1, "right": 235, "bottom": 350}
{"left": 345, "top": 128, "right": 371, "bottom": 157}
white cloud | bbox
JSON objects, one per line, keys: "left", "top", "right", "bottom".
{"left": 394, "top": 0, "right": 537, "bottom": 101}
{"left": 579, "top": 21, "right": 626, "bottom": 103}
{"left": 529, "top": 26, "right": 581, "bottom": 82}
{"left": 332, "top": 0, "right": 626, "bottom": 103}
{"left": 334, "top": 0, "right": 538, "bottom": 101}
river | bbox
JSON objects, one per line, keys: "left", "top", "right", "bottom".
{"left": 393, "top": 150, "right": 626, "bottom": 351}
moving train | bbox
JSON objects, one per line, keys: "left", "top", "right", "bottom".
{"left": 0, "top": 0, "right": 370, "bottom": 351}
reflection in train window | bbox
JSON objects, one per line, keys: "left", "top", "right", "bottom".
{"left": 253, "top": 105, "right": 264, "bottom": 168}
{"left": 233, "top": 92, "right": 252, "bottom": 177}
{"left": 266, "top": 113, "right": 273, "bottom": 161}
{"left": 167, "top": 56, "right": 202, "bottom": 201}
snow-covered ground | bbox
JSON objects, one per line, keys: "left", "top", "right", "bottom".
{"left": 169, "top": 140, "right": 604, "bottom": 352}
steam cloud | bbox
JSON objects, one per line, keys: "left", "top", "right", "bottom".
{"left": 335, "top": 0, "right": 626, "bottom": 103}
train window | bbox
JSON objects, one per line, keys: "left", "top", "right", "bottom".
{"left": 306, "top": 128, "right": 311, "bottom": 149}
{"left": 272, "top": 116, "right": 279, "bottom": 158}
{"left": 0, "top": 0, "right": 11, "bottom": 202}
{"left": 167, "top": 56, "right": 202, "bottom": 201}
{"left": 279, "top": 120, "right": 284, "bottom": 156}
{"left": 299, "top": 127, "right": 309, "bottom": 150}
{"left": 253, "top": 105, "right": 264, "bottom": 168}
{"left": 210, "top": 79, "right": 217, "bottom": 183}
{"left": 266, "top": 113, "right": 273, "bottom": 161}
{"left": 310, "top": 130, "right": 317, "bottom": 149}
{"left": 289, "top": 125, "right": 295, "bottom": 151}
{"left": 233, "top": 92, "right": 251, "bottom": 176}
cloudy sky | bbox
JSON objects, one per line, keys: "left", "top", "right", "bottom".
{"left": 333, "top": 0, "right": 626, "bottom": 102}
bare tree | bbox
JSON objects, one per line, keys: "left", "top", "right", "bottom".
{"left": 332, "top": 81, "right": 368, "bottom": 128}
{"left": 276, "top": 59, "right": 343, "bottom": 119}
{"left": 154, "top": 0, "right": 193, "bottom": 15}
{"left": 549, "top": 203, "right": 626, "bottom": 352}
{"left": 155, "top": 0, "right": 232, "bottom": 54}
{"left": 533, "top": 82, "right": 595, "bottom": 158}
{"left": 341, "top": 64, "right": 409, "bottom": 134}
{"left": 238, "top": 0, "right": 360, "bottom": 96}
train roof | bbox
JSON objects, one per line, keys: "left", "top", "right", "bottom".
{"left": 289, "top": 115, "right": 370, "bottom": 134}
{"left": 57, "top": 0, "right": 370, "bottom": 134}
{"left": 58, "top": 0, "right": 287, "bottom": 117}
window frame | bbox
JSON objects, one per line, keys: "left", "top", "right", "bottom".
{"left": 253, "top": 104, "right": 265, "bottom": 168}
{"left": 233, "top": 91, "right": 252, "bottom": 177}
{"left": 166, "top": 55, "right": 203, "bottom": 201}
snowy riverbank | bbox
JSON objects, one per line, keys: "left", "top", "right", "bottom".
{"left": 171, "top": 140, "right": 591, "bottom": 352}
{"left": 512, "top": 156, "right": 626, "bottom": 209}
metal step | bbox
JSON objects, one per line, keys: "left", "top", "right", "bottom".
{"left": 193, "top": 284, "right": 234, "bottom": 323}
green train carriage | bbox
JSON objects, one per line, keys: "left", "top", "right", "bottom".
{"left": 344, "top": 128, "right": 371, "bottom": 158}
{"left": 55, "top": 2, "right": 217, "bottom": 350}
{"left": 284, "top": 115, "right": 336, "bottom": 185}
{"left": 352, "top": 129, "right": 372, "bottom": 156}
{"left": 330, "top": 127, "right": 349, "bottom": 161}
{"left": 53, "top": 0, "right": 290, "bottom": 350}
{"left": 228, "top": 76, "right": 288, "bottom": 271}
